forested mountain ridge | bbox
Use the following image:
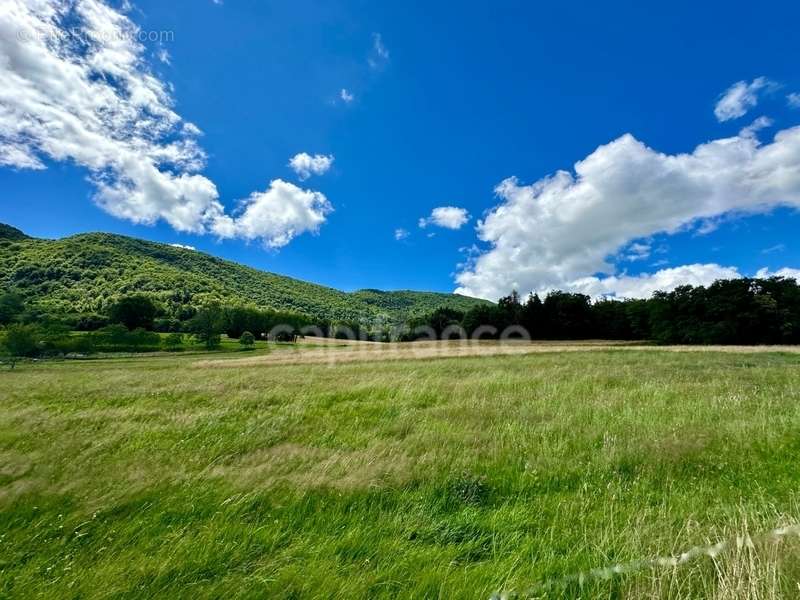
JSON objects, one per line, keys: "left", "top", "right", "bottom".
{"left": 0, "top": 224, "right": 490, "bottom": 323}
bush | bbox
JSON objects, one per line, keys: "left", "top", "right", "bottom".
{"left": 239, "top": 331, "right": 255, "bottom": 349}
{"left": 163, "top": 332, "right": 184, "bottom": 351}
{"left": 1, "top": 323, "right": 41, "bottom": 368}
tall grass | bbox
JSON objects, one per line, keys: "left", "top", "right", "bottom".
{"left": 1, "top": 348, "right": 799, "bottom": 597}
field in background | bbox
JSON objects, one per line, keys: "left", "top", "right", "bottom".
{"left": 2, "top": 343, "right": 800, "bottom": 598}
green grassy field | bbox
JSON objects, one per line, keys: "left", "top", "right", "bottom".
{"left": 2, "top": 347, "right": 800, "bottom": 598}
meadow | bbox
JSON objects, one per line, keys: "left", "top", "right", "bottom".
{"left": 2, "top": 342, "right": 800, "bottom": 598}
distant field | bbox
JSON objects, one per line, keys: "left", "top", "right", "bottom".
{"left": 2, "top": 343, "right": 800, "bottom": 598}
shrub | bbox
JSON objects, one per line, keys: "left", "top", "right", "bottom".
{"left": 163, "top": 332, "right": 184, "bottom": 351}
{"left": 1, "top": 323, "right": 41, "bottom": 368}
{"left": 239, "top": 331, "right": 255, "bottom": 350}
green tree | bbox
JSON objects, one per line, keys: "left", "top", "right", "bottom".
{"left": 239, "top": 331, "right": 255, "bottom": 350}
{"left": 0, "top": 291, "right": 25, "bottom": 325}
{"left": 1, "top": 323, "right": 40, "bottom": 368}
{"left": 189, "top": 302, "right": 225, "bottom": 349}
{"left": 108, "top": 295, "right": 158, "bottom": 330}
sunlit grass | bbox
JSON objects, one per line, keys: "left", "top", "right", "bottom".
{"left": 1, "top": 348, "right": 800, "bottom": 598}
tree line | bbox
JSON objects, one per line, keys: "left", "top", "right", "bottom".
{"left": 3, "top": 275, "right": 800, "bottom": 365}
{"left": 402, "top": 276, "right": 800, "bottom": 344}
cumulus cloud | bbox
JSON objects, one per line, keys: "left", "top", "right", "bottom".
{"left": 212, "top": 179, "right": 332, "bottom": 249}
{"left": 170, "top": 243, "right": 196, "bottom": 250}
{"left": 756, "top": 267, "right": 800, "bottom": 280}
{"left": 340, "top": 88, "right": 354, "bottom": 103}
{"left": 570, "top": 264, "right": 742, "bottom": 299}
{"left": 714, "top": 77, "right": 773, "bottom": 122}
{"left": 533, "top": 264, "right": 800, "bottom": 300}
{"left": 788, "top": 93, "right": 800, "bottom": 109}
{"left": 394, "top": 228, "right": 409, "bottom": 241}
{"left": 455, "top": 125, "right": 800, "bottom": 300}
{"left": 288, "top": 152, "right": 334, "bottom": 180}
{"left": 419, "top": 206, "right": 470, "bottom": 230}
{"left": 0, "top": 0, "right": 331, "bottom": 248}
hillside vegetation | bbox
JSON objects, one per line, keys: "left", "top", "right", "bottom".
{"left": 0, "top": 224, "right": 489, "bottom": 324}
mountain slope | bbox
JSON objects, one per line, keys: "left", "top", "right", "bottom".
{"left": 0, "top": 225, "right": 490, "bottom": 323}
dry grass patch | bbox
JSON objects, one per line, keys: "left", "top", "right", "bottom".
{"left": 210, "top": 442, "right": 415, "bottom": 491}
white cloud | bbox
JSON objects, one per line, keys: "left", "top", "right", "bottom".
{"left": 570, "top": 264, "right": 743, "bottom": 299}
{"left": 788, "top": 93, "right": 800, "bottom": 109}
{"left": 622, "top": 242, "right": 651, "bottom": 262}
{"left": 761, "top": 243, "right": 785, "bottom": 254}
{"left": 170, "top": 243, "right": 196, "bottom": 250}
{"left": 714, "top": 77, "right": 772, "bottom": 122}
{"left": 156, "top": 48, "right": 170, "bottom": 65}
{"left": 740, "top": 116, "right": 773, "bottom": 138}
{"left": 0, "top": 0, "right": 331, "bottom": 248}
{"left": 756, "top": 267, "right": 800, "bottom": 280}
{"left": 212, "top": 179, "right": 332, "bottom": 249}
{"left": 455, "top": 125, "right": 800, "bottom": 300}
{"left": 340, "top": 88, "right": 354, "bottom": 103}
{"left": 419, "top": 206, "right": 470, "bottom": 230}
{"left": 288, "top": 152, "right": 334, "bottom": 180}
{"left": 548, "top": 263, "right": 800, "bottom": 300}
{"left": 394, "top": 228, "right": 409, "bottom": 241}
{"left": 368, "top": 33, "right": 389, "bottom": 69}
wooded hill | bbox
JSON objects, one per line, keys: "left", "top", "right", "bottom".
{"left": 0, "top": 224, "right": 490, "bottom": 325}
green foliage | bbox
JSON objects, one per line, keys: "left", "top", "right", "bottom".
{"left": 0, "top": 291, "right": 24, "bottom": 325}
{"left": 223, "top": 305, "right": 310, "bottom": 339}
{"left": 1, "top": 323, "right": 40, "bottom": 367}
{"left": 0, "top": 224, "right": 491, "bottom": 326}
{"left": 108, "top": 294, "right": 158, "bottom": 330}
{"left": 189, "top": 302, "right": 225, "bottom": 349}
{"left": 239, "top": 331, "right": 255, "bottom": 349}
{"left": 163, "top": 332, "right": 184, "bottom": 351}
{"left": 447, "top": 277, "right": 800, "bottom": 344}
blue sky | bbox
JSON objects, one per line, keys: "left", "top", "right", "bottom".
{"left": 2, "top": 0, "right": 800, "bottom": 299}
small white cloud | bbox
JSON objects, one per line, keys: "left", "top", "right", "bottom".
{"left": 740, "top": 115, "right": 774, "bottom": 138}
{"left": 714, "top": 77, "right": 773, "bottom": 122}
{"left": 212, "top": 179, "right": 332, "bottom": 249}
{"left": 761, "top": 243, "right": 786, "bottom": 254}
{"left": 340, "top": 88, "right": 354, "bottom": 103}
{"left": 368, "top": 33, "right": 389, "bottom": 69}
{"left": 170, "top": 243, "right": 196, "bottom": 250}
{"left": 788, "top": 93, "right": 800, "bottom": 108}
{"left": 288, "top": 152, "right": 334, "bottom": 180}
{"left": 394, "top": 228, "right": 409, "bottom": 241}
{"left": 418, "top": 206, "right": 470, "bottom": 230}
{"left": 182, "top": 122, "right": 203, "bottom": 137}
{"left": 623, "top": 242, "right": 651, "bottom": 261}
{"left": 156, "top": 48, "right": 170, "bottom": 65}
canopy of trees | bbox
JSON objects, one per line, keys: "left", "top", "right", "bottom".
{"left": 407, "top": 277, "right": 800, "bottom": 345}
{"left": 0, "top": 225, "right": 490, "bottom": 327}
